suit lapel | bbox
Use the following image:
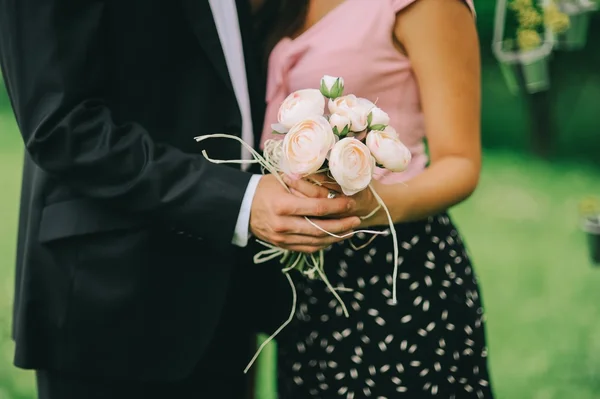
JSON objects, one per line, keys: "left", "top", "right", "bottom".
{"left": 182, "top": 0, "right": 266, "bottom": 151}
{"left": 181, "top": 0, "right": 233, "bottom": 92}
{"left": 235, "top": 0, "right": 267, "bottom": 150}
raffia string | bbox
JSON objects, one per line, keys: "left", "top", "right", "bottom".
{"left": 368, "top": 184, "right": 399, "bottom": 303}
{"left": 243, "top": 272, "right": 297, "bottom": 374}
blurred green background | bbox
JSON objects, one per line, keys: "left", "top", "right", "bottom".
{"left": 1, "top": 2, "right": 600, "bottom": 399}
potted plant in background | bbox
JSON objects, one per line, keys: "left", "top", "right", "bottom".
{"left": 493, "top": 0, "right": 570, "bottom": 94}
{"left": 554, "top": 0, "right": 598, "bottom": 50}
{"left": 580, "top": 197, "right": 600, "bottom": 265}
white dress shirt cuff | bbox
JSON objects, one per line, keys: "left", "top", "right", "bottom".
{"left": 232, "top": 174, "right": 262, "bottom": 247}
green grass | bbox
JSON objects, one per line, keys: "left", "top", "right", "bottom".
{"left": 1, "top": 108, "right": 600, "bottom": 398}
{"left": 0, "top": 112, "right": 35, "bottom": 399}
{"left": 453, "top": 153, "right": 600, "bottom": 399}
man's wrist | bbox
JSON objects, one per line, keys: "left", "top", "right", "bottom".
{"left": 231, "top": 174, "right": 263, "bottom": 247}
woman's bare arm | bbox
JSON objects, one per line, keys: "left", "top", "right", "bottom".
{"left": 364, "top": 0, "right": 481, "bottom": 226}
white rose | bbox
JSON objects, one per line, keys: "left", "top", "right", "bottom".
{"left": 328, "top": 95, "right": 375, "bottom": 133}
{"left": 320, "top": 75, "right": 345, "bottom": 99}
{"left": 329, "top": 113, "right": 351, "bottom": 137}
{"left": 366, "top": 126, "right": 412, "bottom": 172}
{"left": 328, "top": 138, "right": 375, "bottom": 196}
{"left": 272, "top": 89, "right": 325, "bottom": 134}
{"left": 280, "top": 115, "right": 336, "bottom": 178}
{"left": 368, "top": 107, "right": 390, "bottom": 130}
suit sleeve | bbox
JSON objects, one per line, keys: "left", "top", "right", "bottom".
{"left": 0, "top": 0, "right": 252, "bottom": 248}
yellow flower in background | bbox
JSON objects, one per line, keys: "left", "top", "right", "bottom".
{"left": 518, "top": 8, "right": 543, "bottom": 28}
{"left": 508, "top": 0, "right": 543, "bottom": 51}
{"left": 580, "top": 197, "right": 600, "bottom": 217}
{"left": 544, "top": 3, "right": 571, "bottom": 34}
{"left": 509, "top": 0, "right": 534, "bottom": 11}
{"left": 506, "top": 0, "right": 571, "bottom": 50}
{"left": 517, "top": 28, "right": 542, "bottom": 50}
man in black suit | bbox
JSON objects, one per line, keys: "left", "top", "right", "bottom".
{"left": 0, "top": 0, "right": 361, "bottom": 397}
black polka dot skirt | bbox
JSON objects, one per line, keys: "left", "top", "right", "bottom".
{"left": 276, "top": 213, "right": 494, "bottom": 398}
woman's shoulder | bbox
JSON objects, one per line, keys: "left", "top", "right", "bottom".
{"left": 390, "top": 0, "right": 475, "bottom": 15}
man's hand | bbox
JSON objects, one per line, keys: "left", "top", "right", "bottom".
{"left": 250, "top": 174, "right": 361, "bottom": 253}
{"left": 284, "top": 174, "right": 383, "bottom": 226}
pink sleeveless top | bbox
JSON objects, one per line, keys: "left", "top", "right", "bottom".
{"left": 261, "top": 0, "right": 475, "bottom": 183}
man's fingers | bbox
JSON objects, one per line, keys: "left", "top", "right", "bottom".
{"left": 270, "top": 231, "right": 342, "bottom": 248}
{"left": 305, "top": 173, "right": 336, "bottom": 186}
{"left": 278, "top": 227, "right": 357, "bottom": 252}
{"left": 284, "top": 176, "right": 331, "bottom": 199}
{"left": 285, "top": 196, "right": 355, "bottom": 217}
{"left": 305, "top": 175, "right": 344, "bottom": 194}
{"left": 278, "top": 233, "right": 347, "bottom": 250}
{"left": 272, "top": 215, "right": 360, "bottom": 237}
{"left": 305, "top": 175, "right": 344, "bottom": 196}
{"left": 265, "top": 216, "right": 364, "bottom": 252}
{"left": 289, "top": 188, "right": 307, "bottom": 198}
{"left": 308, "top": 217, "right": 362, "bottom": 237}
{"left": 285, "top": 245, "right": 328, "bottom": 254}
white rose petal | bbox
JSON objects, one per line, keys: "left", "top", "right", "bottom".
{"left": 280, "top": 115, "right": 336, "bottom": 178}
{"left": 366, "top": 126, "right": 412, "bottom": 172}
{"left": 328, "top": 95, "right": 375, "bottom": 133}
{"left": 274, "top": 89, "right": 325, "bottom": 133}
{"left": 329, "top": 113, "right": 351, "bottom": 136}
{"left": 369, "top": 107, "right": 390, "bottom": 129}
{"left": 328, "top": 138, "right": 375, "bottom": 196}
{"left": 322, "top": 75, "right": 340, "bottom": 90}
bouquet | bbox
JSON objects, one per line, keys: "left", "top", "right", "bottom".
{"left": 195, "top": 75, "right": 412, "bottom": 371}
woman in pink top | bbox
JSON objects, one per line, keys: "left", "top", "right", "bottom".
{"left": 255, "top": 0, "right": 493, "bottom": 397}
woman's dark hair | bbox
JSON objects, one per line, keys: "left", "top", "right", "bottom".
{"left": 253, "top": 0, "right": 310, "bottom": 65}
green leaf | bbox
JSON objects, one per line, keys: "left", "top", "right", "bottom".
{"left": 319, "top": 80, "right": 331, "bottom": 98}
{"left": 370, "top": 124, "right": 387, "bottom": 131}
{"left": 330, "top": 80, "right": 344, "bottom": 98}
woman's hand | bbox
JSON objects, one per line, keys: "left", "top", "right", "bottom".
{"left": 346, "top": 180, "right": 389, "bottom": 228}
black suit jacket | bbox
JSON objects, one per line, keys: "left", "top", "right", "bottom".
{"left": 0, "top": 0, "right": 268, "bottom": 381}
